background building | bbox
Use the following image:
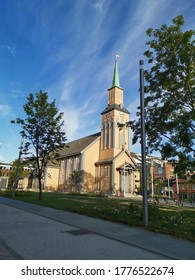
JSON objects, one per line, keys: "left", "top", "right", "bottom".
{"left": 0, "top": 163, "right": 13, "bottom": 189}
{"left": 130, "top": 153, "right": 175, "bottom": 197}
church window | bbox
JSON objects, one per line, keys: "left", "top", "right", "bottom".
{"left": 101, "top": 126, "right": 104, "bottom": 150}
{"left": 105, "top": 166, "right": 109, "bottom": 177}
{"left": 98, "top": 167, "right": 102, "bottom": 177}
{"left": 106, "top": 122, "right": 109, "bottom": 148}
{"left": 110, "top": 121, "right": 113, "bottom": 148}
{"left": 104, "top": 123, "right": 107, "bottom": 149}
{"left": 103, "top": 121, "right": 109, "bottom": 149}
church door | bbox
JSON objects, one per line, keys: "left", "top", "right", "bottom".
{"left": 120, "top": 170, "right": 129, "bottom": 195}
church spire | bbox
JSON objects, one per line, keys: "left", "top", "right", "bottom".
{"left": 112, "top": 55, "right": 120, "bottom": 87}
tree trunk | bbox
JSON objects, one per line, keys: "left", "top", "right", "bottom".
{"left": 38, "top": 174, "right": 42, "bottom": 200}
{"left": 36, "top": 154, "right": 42, "bottom": 200}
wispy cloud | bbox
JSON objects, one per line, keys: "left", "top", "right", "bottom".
{"left": 11, "top": 89, "right": 26, "bottom": 99}
{"left": 60, "top": 78, "right": 75, "bottom": 102}
{"left": 0, "top": 154, "right": 5, "bottom": 162}
{"left": 49, "top": 49, "right": 68, "bottom": 65}
{"left": 60, "top": 105, "right": 92, "bottom": 141}
{"left": 60, "top": 94, "right": 101, "bottom": 141}
{"left": 61, "top": 106, "right": 80, "bottom": 140}
{"left": 0, "top": 104, "right": 12, "bottom": 117}
{"left": 40, "top": 0, "right": 184, "bottom": 143}
{"left": 1, "top": 0, "right": 193, "bottom": 163}
{"left": 1, "top": 45, "right": 17, "bottom": 57}
{"left": 90, "top": 0, "right": 104, "bottom": 10}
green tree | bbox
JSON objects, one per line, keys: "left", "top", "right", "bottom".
{"left": 11, "top": 90, "right": 66, "bottom": 200}
{"left": 131, "top": 15, "right": 195, "bottom": 172}
{"left": 153, "top": 178, "right": 164, "bottom": 195}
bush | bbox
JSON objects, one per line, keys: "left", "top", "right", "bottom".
{"left": 148, "top": 205, "right": 160, "bottom": 221}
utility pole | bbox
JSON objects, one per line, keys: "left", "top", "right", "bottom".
{"left": 13, "top": 134, "right": 24, "bottom": 198}
{"left": 139, "top": 60, "right": 148, "bottom": 227}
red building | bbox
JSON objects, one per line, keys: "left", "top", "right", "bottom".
{"left": 173, "top": 178, "right": 195, "bottom": 200}
{"left": 153, "top": 161, "right": 174, "bottom": 180}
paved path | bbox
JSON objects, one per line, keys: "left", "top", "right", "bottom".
{"left": 0, "top": 197, "right": 195, "bottom": 260}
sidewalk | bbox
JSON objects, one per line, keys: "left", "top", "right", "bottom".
{"left": 0, "top": 196, "right": 195, "bottom": 260}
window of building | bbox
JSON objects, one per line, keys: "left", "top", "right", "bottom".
{"left": 105, "top": 166, "right": 109, "bottom": 177}
{"left": 170, "top": 170, "right": 174, "bottom": 176}
{"left": 106, "top": 123, "right": 109, "bottom": 148}
{"left": 104, "top": 123, "right": 107, "bottom": 149}
{"left": 158, "top": 166, "right": 163, "bottom": 177}
{"left": 104, "top": 121, "right": 110, "bottom": 149}
{"left": 181, "top": 185, "right": 186, "bottom": 190}
{"left": 98, "top": 167, "right": 102, "bottom": 177}
{"left": 192, "top": 184, "right": 195, "bottom": 190}
{"left": 110, "top": 121, "right": 113, "bottom": 148}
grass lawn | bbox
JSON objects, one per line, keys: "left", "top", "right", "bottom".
{"left": 1, "top": 190, "right": 195, "bottom": 242}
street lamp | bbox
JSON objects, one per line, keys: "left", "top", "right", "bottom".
{"left": 139, "top": 60, "right": 148, "bottom": 228}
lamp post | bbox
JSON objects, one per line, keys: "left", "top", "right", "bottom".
{"left": 139, "top": 60, "right": 148, "bottom": 228}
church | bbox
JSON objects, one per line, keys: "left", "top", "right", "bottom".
{"left": 45, "top": 58, "right": 140, "bottom": 196}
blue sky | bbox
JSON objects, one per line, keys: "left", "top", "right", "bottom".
{"left": 0, "top": 0, "right": 194, "bottom": 163}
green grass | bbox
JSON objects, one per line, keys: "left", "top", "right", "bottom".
{"left": 1, "top": 189, "right": 195, "bottom": 242}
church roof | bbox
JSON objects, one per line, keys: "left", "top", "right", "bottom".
{"left": 101, "top": 103, "right": 130, "bottom": 115}
{"left": 116, "top": 162, "right": 136, "bottom": 171}
{"left": 95, "top": 149, "right": 137, "bottom": 170}
{"left": 58, "top": 132, "right": 101, "bottom": 158}
{"left": 108, "top": 56, "right": 123, "bottom": 91}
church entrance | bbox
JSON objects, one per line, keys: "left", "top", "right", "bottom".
{"left": 120, "top": 170, "right": 129, "bottom": 195}
{"left": 117, "top": 163, "right": 135, "bottom": 196}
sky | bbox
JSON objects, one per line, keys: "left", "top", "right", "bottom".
{"left": 0, "top": 0, "right": 194, "bottom": 163}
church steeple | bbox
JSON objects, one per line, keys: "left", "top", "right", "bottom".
{"left": 97, "top": 57, "right": 136, "bottom": 197}
{"left": 107, "top": 56, "right": 124, "bottom": 107}
{"left": 100, "top": 56, "right": 130, "bottom": 157}
{"left": 112, "top": 55, "right": 120, "bottom": 87}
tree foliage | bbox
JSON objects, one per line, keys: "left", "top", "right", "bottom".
{"left": 131, "top": 15, "right": 195, "bottom": 173}
{"left": 11, "top": 90, "right": 66, "bottom": 199}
